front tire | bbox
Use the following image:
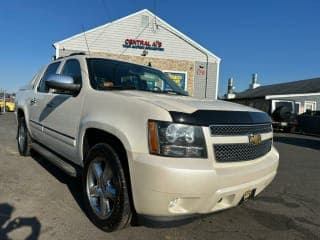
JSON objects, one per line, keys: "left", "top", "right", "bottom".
{"left": 83, "top": 143, "right": 132, "bottom": 232}
{"left": 17, "top": 117, "right": 31, "bottom": 156}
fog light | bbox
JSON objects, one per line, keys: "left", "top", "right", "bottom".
{"left": 168, "top": 198, "right": 179, "bottom": 208}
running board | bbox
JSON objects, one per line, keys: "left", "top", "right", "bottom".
{"left": 31, "top": 142, "right": 78, "bottom": 177}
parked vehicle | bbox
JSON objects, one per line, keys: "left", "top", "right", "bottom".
{"left": 227, "top": 98, "right": 297, "bottom": 132}
{"left": 0, "top": 101, "right": 15, "bottom": 112}
{"left": 15, "top": 53, "right": 279, "bottom": 232}
{"left": 297, "top": 110, "right": 320, "bottom": 135}
{"left": 270, "top": 100, "right": 298, "bottom": 132}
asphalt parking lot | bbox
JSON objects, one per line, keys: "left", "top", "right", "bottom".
{"left": 0, "top": 112, "right": 319, "bottom": 240}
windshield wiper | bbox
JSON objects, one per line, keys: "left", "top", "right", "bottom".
{"left": 139, "top": 89, "right": 182, "bottom": 95}
{"left": 100, "top": 86, "right": 137, "bottom": 90}
{"left": 161, "top": 89, "right": 187, "bottom": 96}
{"left": 100, "top": 86, "right": 188, "bottom": 96}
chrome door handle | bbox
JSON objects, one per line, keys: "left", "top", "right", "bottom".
{"left": 30, "top": 98, "right": 37, "bottom": 105}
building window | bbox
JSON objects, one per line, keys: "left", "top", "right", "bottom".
{"left": 295, "top": 102, "right": 302, "bottom": 114}
{"left": 271, "top": 100, "right": 295, "bottom": 113}
{"left": 163, "top": 70, "right": 188, "bottom": 91}
{"left": 304, "top": 101, "right": 317, "bottom": 112}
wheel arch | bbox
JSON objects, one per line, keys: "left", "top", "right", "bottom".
{"left": 82, "top": 128, "right": 130, "bottom": 164}
{"left": 17, "top": 108, "right": 25, "bottom": 119}
{"left": 81, "top": 126, "right": 136, "bottom": 215}
{"left": 16, "top": 108, "right": 31, "bottom": 133}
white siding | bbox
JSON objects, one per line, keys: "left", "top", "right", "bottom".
{"left": 193, "top": 62, "right": 218, "bottom": 99}
{"left": 55, "top": 10, "right": 218, "bottom": 63}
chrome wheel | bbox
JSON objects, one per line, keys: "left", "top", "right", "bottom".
{"left": 86, "top": 157, "right": 117, "bottom": 219}
{"left": 83, "top": 143, "right": 132, "bottom": 231}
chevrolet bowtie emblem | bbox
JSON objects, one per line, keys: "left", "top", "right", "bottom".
{"left": 249, "top": 134, "right": 262, "bottom": 145}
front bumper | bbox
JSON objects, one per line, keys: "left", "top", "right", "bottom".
{"left": 129, "top": 146, "right": 279, "bottom": 217}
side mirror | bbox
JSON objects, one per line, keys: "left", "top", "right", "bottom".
{"left": 45, "top": 74, "right": 81, "bottom": 93}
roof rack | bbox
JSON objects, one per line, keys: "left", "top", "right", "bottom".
{"left": 68, "top": 52, "right": 86, "bottom": 56}
{"left": 54, "top": 52, "right": 86, "bottom": 61}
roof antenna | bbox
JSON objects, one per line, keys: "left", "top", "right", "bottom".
{"left": 82, "top": 25, "right": 91, "bottom": 55}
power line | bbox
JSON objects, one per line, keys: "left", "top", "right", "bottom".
{"left": 156, "top": 23, "right": 210, "bottom": 98}
{"left": 86, "top": 0, "right": 115, "bottom": 48}
{"left": 82, "top": 25, "right": 91, "bottom": 55}
{"left": 99, "top": 0, "right": 112, "bottom": 22}
{"left": 118, "top": 23, "right": 150, "bottom": 57}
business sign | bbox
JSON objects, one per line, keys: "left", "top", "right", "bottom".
{"left": 163, "top": 71, "right": 187, "bottom": 90}
{"left": 123, "top": 39, "right": 164, "bottom": 51}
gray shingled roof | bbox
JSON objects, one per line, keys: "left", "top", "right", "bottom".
{"left": 235, "top": 77, "right": 320, "bottom": 99}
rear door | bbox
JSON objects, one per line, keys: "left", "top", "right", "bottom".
{"left": 40, "top": 59, "right": 84, "bottom": 163}
{"left": 28, "top": 62, "right": 61, "bottom": 141}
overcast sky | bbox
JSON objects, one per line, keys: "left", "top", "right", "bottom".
{"left": 0, "top": 0, "right": 319, "bottom": 96}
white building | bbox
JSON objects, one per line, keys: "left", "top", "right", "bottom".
{"left": 53, "top": 9, "right": 221, "bottom": 99}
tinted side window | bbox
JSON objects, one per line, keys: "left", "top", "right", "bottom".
{"left": 61, "top": 59, "right": 82, "bottom": 85}
{"left": 29, "top": 66, "right": 45, "bottom": 89}
{"left": 38, "top": 62, "right": 61, "bottom": 93}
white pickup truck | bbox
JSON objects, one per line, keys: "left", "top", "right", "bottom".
{"left": 15, "top": 53, "right": 279, "bottom": 232}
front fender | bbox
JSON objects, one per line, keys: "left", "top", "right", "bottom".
{"left": 78, "top": 118, "right": 133, "bottom": 166}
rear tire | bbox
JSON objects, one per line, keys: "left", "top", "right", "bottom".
{"left": 83, "top": 143, "right": 132, "bottom": 232}
{"left": 17, "top": 117, "right": 31, "bottom": 156}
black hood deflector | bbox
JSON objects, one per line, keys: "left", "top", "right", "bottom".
{"left": 169, "top": 110, "right": 271, "bottom": 126}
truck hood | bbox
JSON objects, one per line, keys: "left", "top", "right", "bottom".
{"left": 116, "top": 90, "right": 259, "bottom": 113}
{"left": 114, "top": 91, "right": 270, "bottom": 125}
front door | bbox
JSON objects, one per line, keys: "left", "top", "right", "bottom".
{"left": 40, "top": 59, "right": 84, "bottom": 163}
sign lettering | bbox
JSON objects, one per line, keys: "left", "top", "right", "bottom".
{"left": 123, "top": 39, "right": 164, "bottom": 51}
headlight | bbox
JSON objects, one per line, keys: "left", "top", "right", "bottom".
{"left": 148, "top": 120, "right": 207, "bottom": 158}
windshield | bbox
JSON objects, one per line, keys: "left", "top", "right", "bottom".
{"left": 87, "top": 58, "right": 188, "bottom": 96}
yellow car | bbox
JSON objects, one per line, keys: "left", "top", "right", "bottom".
{"left": 0, "top": 101, "right": 15, "bottom": 112}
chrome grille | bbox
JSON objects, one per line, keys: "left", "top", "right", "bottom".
{"left": 210, "top": 123, "right": 272, "bottom": 136}
{"left": 214, "top": 139, "right": 272, "bottom": 162}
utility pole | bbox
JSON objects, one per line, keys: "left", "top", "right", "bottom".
{"left": 1, "top": 88, "right": 5, "bottom": 113}
{"left": 3, "top": 89, "right": 6, "bottom": 113}
{"left": 0, "top": 88, "right": 2, "bottom": 113}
